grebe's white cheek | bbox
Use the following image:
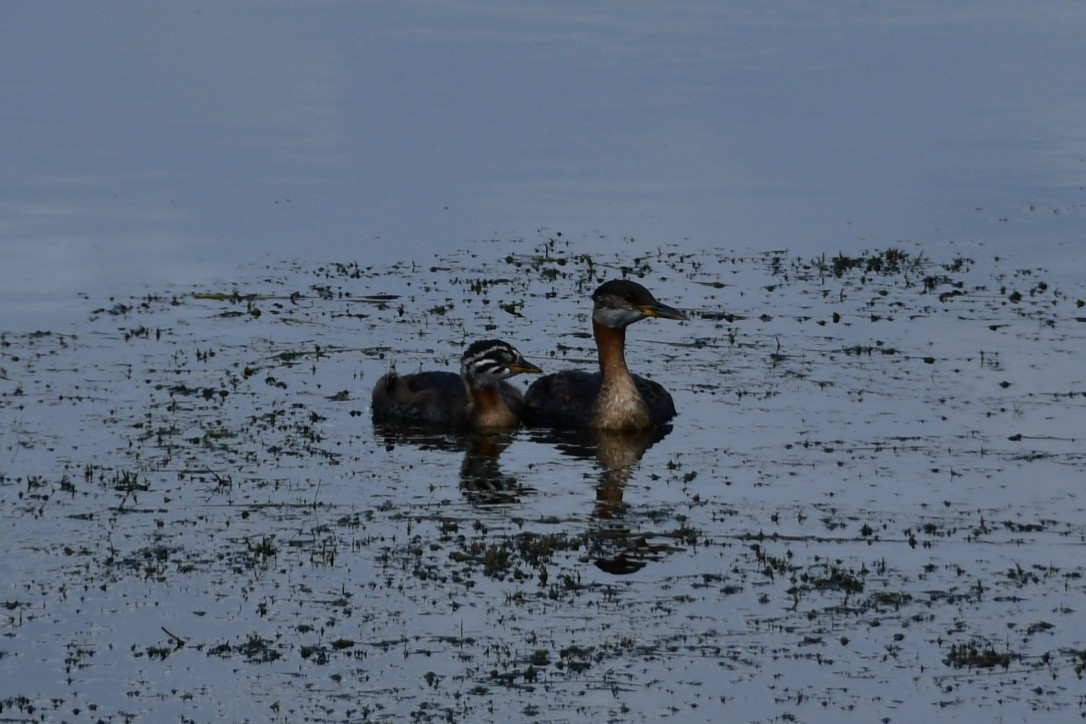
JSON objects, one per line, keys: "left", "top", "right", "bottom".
{"left": 478, "top": 368, "right": 511, "bottom": 386}
{"left": 593, "top": 306, "right": 640, "bottom": 328}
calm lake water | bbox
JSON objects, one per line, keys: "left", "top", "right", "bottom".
{"left": 2, "top": 2, "right": 1086, "bottom": 722}
{"left": 2, "top": 1, "right": 1085, "bottom": 317}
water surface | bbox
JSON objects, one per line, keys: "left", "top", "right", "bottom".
{"left": 2, "top": 2, "right": 1086, "bottom": 722}
{"left": 2, "top": 1, "right": 1085, "bottom": 317}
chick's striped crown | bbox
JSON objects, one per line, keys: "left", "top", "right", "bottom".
{"left": 460, "top": 339, "right": 535, "bottom": 383}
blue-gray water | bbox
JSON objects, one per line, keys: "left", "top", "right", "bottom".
{"left": 2, "top": 3, "right": 1086, "bottom": 722}
{"left": 3, "top": 1, "right": 1085, "bottom": 322}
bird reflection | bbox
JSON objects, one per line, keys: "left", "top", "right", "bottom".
{"left": 457, "top": 432, "right": 535, "bottom": 505}
{"left": 527, "top": 425, "right": 675, "bottom": 575}
{"left": 372, "top": 424, "right": 534, "bottom": 506}
{"left": 375, "top": 421, "right": 684, "bottom": 575}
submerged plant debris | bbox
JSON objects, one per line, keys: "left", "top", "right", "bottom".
{"left": 2, "top": 240, "right": 1085, "bottom": 721}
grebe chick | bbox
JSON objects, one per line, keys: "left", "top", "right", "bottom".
{"left": 524, "top": 279, "right": 687, "bottom": 430}
{"left": 372, "top": 340, "right": 542, "bottom": 429}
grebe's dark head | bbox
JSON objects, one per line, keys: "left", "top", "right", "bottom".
{"left": 460, "top": 340, "right": 542, "bottom": 386}
{"left": 591, "top": 280, "right": 688, "bottom": 329}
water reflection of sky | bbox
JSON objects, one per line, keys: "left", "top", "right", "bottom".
{"left": 2, "top": 2, "right": 1085, "bottom": 322}
{"left": 3, "top": 6, "right": 1086, "bottom": 718}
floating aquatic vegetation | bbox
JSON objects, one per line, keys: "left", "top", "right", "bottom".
{"left": 1, "top": 239, "right": 1085, "bottom": 721}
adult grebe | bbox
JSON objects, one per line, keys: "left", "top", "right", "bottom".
{"left": 524, "top": 280, "right": 687, "bottom": 430}
{"left": 372, "top": 340, "right": 542, "bottom": 429}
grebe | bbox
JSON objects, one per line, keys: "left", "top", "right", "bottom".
{"left": 524, "top": 279, "right": 687, "bottom": 430}
{"left": 371, "top": 340, "right": 542, "bottom": 429}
